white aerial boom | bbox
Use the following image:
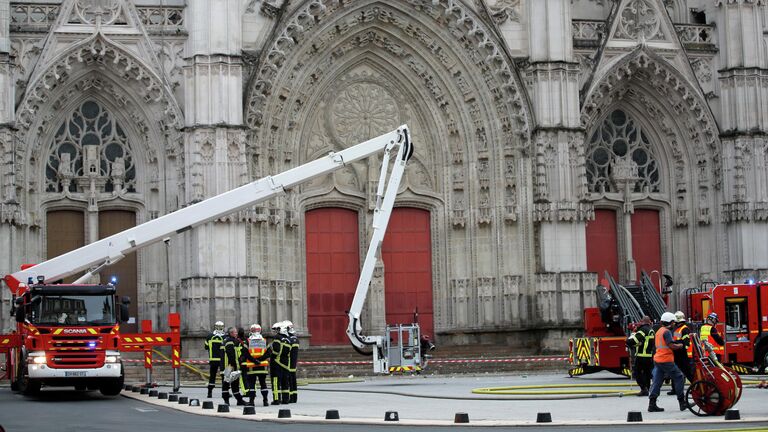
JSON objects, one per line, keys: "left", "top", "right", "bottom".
{"left": 4, "top": 126, "right": 414, "bottom": 299}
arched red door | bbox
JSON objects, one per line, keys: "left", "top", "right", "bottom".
{"left": 305, "top": 208, "right": 359, "bottom": 345}
{"left": 631, "top": 209, "right": 662, "bottom": 289}
{"left": 586, "top": 209, "right": 619, "bottom": 281}
{"left": 382, "top": 208, "right": 433, "bottom": 339}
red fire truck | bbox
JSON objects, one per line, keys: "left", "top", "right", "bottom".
{"left": 1, "top": 126, "right": 413, "bottom": 394}
{"left": 682, "top": 281, "right": 768, "bottom": 374}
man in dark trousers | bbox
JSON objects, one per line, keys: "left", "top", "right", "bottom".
{"left": 260, "top": 322, "right": 291, "bottom": 405}
{"left": 668, "top": 311, "right": 693, "bottom": 395}
{"left": 648, "top": 312, "right": 687, "bottom": 412}
{"left": 203, "top": 320, "right": 224, "bottom": 398}
{"left": 286, "top": 321, "right": 299, "bottom": 403}
{"left": 242, "top": 324, "right": 270, "bottom": 406}
{"left": 626, "top": 315, "right": 654, "bottom": 396}
{"left": 220, "top": 326, "right": 246, "bottom": 406}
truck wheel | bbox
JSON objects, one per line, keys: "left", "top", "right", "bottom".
{"left": 757, "top": 344, "right": 768, "bottom": 374}
{"left": 18, "top": 367, "right": 41, "bottom": 396}
{"left": 100, "top": 362, "right": 124, "bottom": 396}
{"left": 99, "top": 379, "right": 123, "bottom": 396}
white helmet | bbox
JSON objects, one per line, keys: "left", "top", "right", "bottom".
{"left": 674, "top": 311, "right": 685, "bottom": 322}
{"left": 278, "top": 320, "right": 290, "bottom": 335}
{"left": 249, "top": 324, "right": 262, "bottom": 336}
{"left": 214, "top": 321, "right": 225, "bottom": 333}
{"left": 284, "top": 320, "right": 295, "bottom": 335}
{"left": 660, "top": 312, "right": 676, "bottom": 323}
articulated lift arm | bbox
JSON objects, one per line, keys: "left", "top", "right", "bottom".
{"left": 345, "top": 126, "right": 412, "bottom": 365}
{"left": 4, "top": 126, "right": 413, "bottom": 295}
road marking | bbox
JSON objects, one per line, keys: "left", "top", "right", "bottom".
{"left": 134, "top": 408, "right": 159, "bottom": 413}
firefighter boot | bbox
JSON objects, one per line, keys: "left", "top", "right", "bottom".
{"left": 262, "top": 390, "right": 269, "bottom": 407}
{"left": 290, "top": 394, "right": 297, "bottom": 403}
{"left": 223, "top": 393, "right": 231, "bottom": 406}
{"left": 648, "top": 397, "right": 664, "bottom": 412}
{"left": 678, "top": 398, "right": 688, "bottom": 411}
{"left": 206, "top": 384, "right": 214, "bottom": 399}
{"left": 235, "top": 394, "right": 246, "bottom": 406}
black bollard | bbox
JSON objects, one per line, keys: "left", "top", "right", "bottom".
{"left": 131, "top": 386, "right": 141, "bottom": 393}
{"left": 536, "top": 412, "right": 552, "bottom": 423}
{"left": 454, "top": 413, "right": 469, "bottom": 423}
{"left": 217, "top": 404, "right": 230, "bottom": 413}
{"left": 326, "top": 410, "right": 340, "bottom": 420}
{"left": 189, "top": 399, "right": 200, "bottom": 407}
{"left": 627, "top": 411, "right": 643, "bottom": 422}
{"left": 384, "top": 411, "right": 399, "bottom": 422}
{"left": 243, "top": 406, "right": 256, "bottom": 415}
{"left": 124, "top": 384, "right": 132, "bottom": 391}
{"left": 158, "top": 392, "right": 168, "bottom": 400}
{"left": 149, "top": 390, "right": 159, "bottom": 397}
{"left": 139, "top": 388, "right": 149, "bottom": 395}
{"left": 178, "top": 396, "right": 189, "bottom": 404}
{"left": 167, "top": 394, "right": 179, "bottom": 402}
{"left": 278, "top": 409, "right": 292, "bottom": 418}
{"left": 724, "top": 410, "right": 740, "bottom": 420}
{"left": 202, "top": 401, "right": 214, "bottom": 409}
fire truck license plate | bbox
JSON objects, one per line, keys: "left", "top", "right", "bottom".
{"left": 65, "top": 371, "right": 87, "bottom": 377}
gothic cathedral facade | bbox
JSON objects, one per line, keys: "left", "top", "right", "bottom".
{"left": 0, "top": 0, "right": 766, "bottom": 353}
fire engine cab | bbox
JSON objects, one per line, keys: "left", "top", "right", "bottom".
{"left": 682, "top": 282, "right": 768, "bottom": 373}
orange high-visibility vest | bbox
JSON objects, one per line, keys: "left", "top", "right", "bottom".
{"left": 243, "top": 336, "right": 269, "bottom": 368}
{"left": 673, "top": 324, "right": 692, "bottom": 358}
{"left": 700, "top": 324, "right": 724, "bottom": 355}
{"left": 654, "top": 326, "right": 675, "bottom": 363}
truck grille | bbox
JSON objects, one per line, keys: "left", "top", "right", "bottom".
{"left": 48, "top": 352, "right": 102, "bottom": 368}
{"left": 47, "top": 335, "right": 103, "bottom": 368}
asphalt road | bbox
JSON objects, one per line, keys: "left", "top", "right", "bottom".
{"left": 0, "top": 387, "right": 766, "bottom": 432}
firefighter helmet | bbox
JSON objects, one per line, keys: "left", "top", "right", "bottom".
{"left": 660, "top": 312, "right": 676, "bottom": 323}
{"left": 675, "top": 311, "right": 685, "bottom": 322}
{"left": 249, "top": 324, "right": 262, "bottom": 335}
{"left": 707, "top": 312, "right": 719, "bottom": 323}
{"left": 214, "top": 321, "right": 225, "bottom": 333}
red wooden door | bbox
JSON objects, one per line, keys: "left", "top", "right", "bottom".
{"left": 631, "top": 209, "right": 662, "bottom": 289}
{"left": 382, "top": 208, "right": 434, "bottom": 338}
{"left": 305, "top": 208, "right": 359, "bottom": 345}
{"left": 586, "top": 209, "right": 619, "bottom": 281}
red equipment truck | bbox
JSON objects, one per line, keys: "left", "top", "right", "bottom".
{"left": 568, "top": 271, "right": 668, "bottom": 377}
{"left": 682, "top": 281, "right": 768, "bottom": 374}
{"left": 0, "top": 126, "right": 413, "bottom": 394}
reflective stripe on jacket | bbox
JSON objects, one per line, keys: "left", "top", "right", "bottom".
{"left": 700, "top": 324, "right": 724, "bottom": 354}
{"left": 673, "top": 324, "right": 692, "bottom": 358}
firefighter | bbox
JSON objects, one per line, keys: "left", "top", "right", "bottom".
{"left": 700, "top": 312, "right": 724, "bottom": 359}
{"left": 262, "top": 322, "right": 290, "bottom": 405}
{"left": 220, "top": 326, "right": 246, "bottom": 406}
{"left": 626, "top": 315, "right": 654, "bottom": 396}
{"left": 242, "top": 324, "right": 270, "bottom": 406}
{"left": 286, "top": 321, "right": 299, "bottom": 403}
{"left": 668, "top": 311, "right": 693, "bottom": 394}
{"left": 204, "top": 320, "right": 225, "bottom": 398}
{"left": 648, "top": 312, "right": 687, "bottom": 412}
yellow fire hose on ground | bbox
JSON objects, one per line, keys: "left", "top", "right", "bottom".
{"left": 472, "top": 380, "right": 765, "bottom": 398}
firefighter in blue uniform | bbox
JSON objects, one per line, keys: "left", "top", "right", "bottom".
{"left": 203, "top": 320, "right": 224, "bottom": 398}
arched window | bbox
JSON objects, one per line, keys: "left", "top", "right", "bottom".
{"left": 586, "top": 109, "right": 660, "bottom": 195}
{"left": 45, "top": 100, "right": 136, "bottom": 194}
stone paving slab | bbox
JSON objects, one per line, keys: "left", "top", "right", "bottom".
{"left": 122, "top": 371, "right": 768, "bottom": 426}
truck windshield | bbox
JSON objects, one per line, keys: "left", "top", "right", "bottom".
{"left": 30, "top": 294, "right": 116, "bottom": 326}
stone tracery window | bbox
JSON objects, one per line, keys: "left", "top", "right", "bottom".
{"left": 45, "top": 100, "right": 136, "bottom": 194}
{"left": 586, "top": 109, "right": 660, "bottom": 194}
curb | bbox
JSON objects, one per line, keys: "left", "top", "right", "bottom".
{"left": 121, "top": 391, "right": 768, "bottom": 427}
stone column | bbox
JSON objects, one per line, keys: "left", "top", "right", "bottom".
{"left": 180, "top": 0, "right": 250, "bottom": 335}
{"left": 528, "top": 0, "right": 593, "bottom": 331}
{"left": 715, "top": 0, "right": 768, "bottom": 277}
